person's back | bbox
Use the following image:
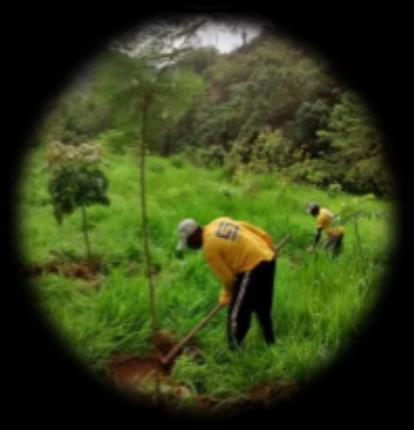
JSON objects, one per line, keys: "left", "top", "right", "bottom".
{"left": 202, "top": 217, "right": 275, "bottom": 279}
{"left": 308, "top": 203, "right": 344, "bottom": 257}
{"left": 177, "top": 216, "right": 278, "bottom": 348}
{"left": 317, "top": 208, "right": 344, "bottom": 237}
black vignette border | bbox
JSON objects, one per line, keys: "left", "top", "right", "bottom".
{"left": 3, "top": 2, "right": 412, "bottom": 426}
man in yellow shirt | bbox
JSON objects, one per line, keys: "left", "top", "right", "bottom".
{"left": 176, "top": 217, "right": 277, "bottom": 349}
{"left": 307, "top": 202, "right": 344, "bottom": 257}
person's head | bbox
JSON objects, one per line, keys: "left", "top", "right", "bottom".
{"left": 176, "top": 219, "right": 203, "bottom": 255}
{"left": 307, "top": 202, "right": 320, "bottom": 217}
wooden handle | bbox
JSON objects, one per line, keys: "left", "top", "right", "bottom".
{"left": 275, "top": 234, "right": 291, "bottom": 252}
{"left": 160, "top": 303, "right": 223, "bottom": 365}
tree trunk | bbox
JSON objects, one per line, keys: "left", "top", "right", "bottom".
{"left": 140, "top": 93, "right": 158, "bottom": 332}
{"left": 81, "top": 204, "right": 91, "bottom": 260}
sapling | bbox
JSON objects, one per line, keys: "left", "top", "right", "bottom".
{"left": 47, "top": 141, "right": 110, "bottom": 260}
{"left": 337, "top": 194, "right": 386, "bottom": 288}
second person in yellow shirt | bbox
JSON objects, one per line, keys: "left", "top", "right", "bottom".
{"left": 307, "top": 202, "right": 345, "bottom": 257}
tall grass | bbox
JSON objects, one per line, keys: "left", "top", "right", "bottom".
{"left": 18, "top": 146, "right": 393, "bottom": 402}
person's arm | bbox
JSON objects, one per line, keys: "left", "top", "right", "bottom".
{"left": 238, "top": 221, "right": 274, "bottom": 249}
{"left": 313, "top": 227, "right": 323, "bottom": 247}
{"left": 204, "top": 249, "right": 235, "bottom": 305}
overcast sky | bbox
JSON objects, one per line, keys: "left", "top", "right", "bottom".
{"left": 193, "top": 21, "right": 262, "bottom": 53}
{"left": 117, "top": 19, "right": 264, "bottom": 59}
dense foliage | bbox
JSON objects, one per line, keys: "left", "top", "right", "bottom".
{"left": 39, "top": 31, "right": 393, "bottom": 196}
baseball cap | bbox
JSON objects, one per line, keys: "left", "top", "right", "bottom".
{"left": 176, "top": 218, "right": 198, "bottom": 251}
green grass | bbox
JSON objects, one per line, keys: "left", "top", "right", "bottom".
{"left": 17, "top": 145, "right": 394, "bottom": 404}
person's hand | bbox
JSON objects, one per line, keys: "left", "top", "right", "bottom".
{"left": 219, "top": 291, "right": 231, "bottom": 306}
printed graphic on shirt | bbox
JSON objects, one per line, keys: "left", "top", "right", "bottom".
{"left": 215, "top": 221, "right": 240, "bottom": 241}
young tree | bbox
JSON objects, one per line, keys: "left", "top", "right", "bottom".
{"left": 47, "top": 141, "right": 110, "bottom": 260}
{"left": 337, "top": 194, "right": 388, "bottom": 288}
{"left": 95, "top": 17, "right": 207, "bottom": 332}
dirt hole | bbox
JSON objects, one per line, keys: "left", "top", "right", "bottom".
{"left": 108, "top": 331, "right": 298, "bottom": 410}
{"left": 108, "top": 330, "right": 198, "bottom": 400}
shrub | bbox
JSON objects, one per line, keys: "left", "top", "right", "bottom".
{"left": 170, "top": 155, "right": 186, "bottom": 168}
{"left": 327, "top": 183, "right": 343, "bottom": 197}
{"left": 98, "top": 129, "right": 135, "bottom": 154}
{"left": 150, "top": 163, "right": 165, "bottom": 173}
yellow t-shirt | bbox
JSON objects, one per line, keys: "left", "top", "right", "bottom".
{"left": 202, "top": 217, "right": 275, "bottom": 301}
{"left": 316, "top": 208, "right": 345, "bottom": 237}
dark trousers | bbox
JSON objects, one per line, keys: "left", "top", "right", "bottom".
{"left": 325, "top": 234, "right": 343, "bottom": 257}
{"left": 227, "top": 259, "right": 276, "bottom": 349}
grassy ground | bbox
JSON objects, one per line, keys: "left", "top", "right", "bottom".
{"left": 17, "top": 145, "right": 394, "bottom": 407}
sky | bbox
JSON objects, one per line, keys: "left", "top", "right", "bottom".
{"left": 192, "top": 21, "right": 262, "bottom": 53}
{"left": 118, "top": 19, "right": 263, "bottom": 59}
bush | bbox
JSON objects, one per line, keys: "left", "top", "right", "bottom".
{"left": 344, "top": 157, "right": 393, "bottom": 196}
{"left": 150, "top": 163, "right": 165, "bottom": 173}
{"left": 327, "top": 183, "right": 343, "bottom": 197}
{"left": 185, "top": 144, "right": 227, "bottom": 169}
{"left": 170, "top": 155, "right": 186, "bottom": 169}
{"left": 221, "top": 140, "right": 247, "bottom": 179}
{"left": 205, "top": 145, "right": 227, "bottom": 168}
{"left": 232, "top": 129, "right": 294, "bottom": 175}
{"left": 284, "top": 160, "right": 331, "bottom": 187}
{"left": 294, "top": 100, "right": 330, "bottom": 144}
{"left": 98, "top": 129, "right": 135, "bottom": 154}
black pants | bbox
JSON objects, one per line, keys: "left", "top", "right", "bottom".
{"left": 227, "top": 259, "right": 276, "bottom": 349}
{"left": 325, "top": 234, "right": 343, "bottom": 257}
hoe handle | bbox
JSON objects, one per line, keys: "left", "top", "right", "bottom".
{"left": 161, "top": 303, "right": 223, "bottom": 365}
{"left": 274, "top": 234, "right": 291, "bottom": 254}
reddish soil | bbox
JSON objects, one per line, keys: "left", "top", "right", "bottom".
{"left": 151, "top": 330, "right": 177, "bottom": 356}
{"left": 108, "top": 330, "right": 298, "bottom": 411}
{"left": 108, "top": 331, "right": 195, "bottom": 401}
{"left": 109, "top": 355, "right": 169, "bottom": 386}
{"left": 24, "top": 258, "right": 104, "bottom": 282}
{"left": 108, "top": 330, "right": 185, "bottom": 386}
{"left": 196, "top": 395, "right": 221, "bottom": 409}
{"left": 247, "top": 380, "right": 298, "bottom": 403}
{"left": 26, "top": 258, "right": 160, "bottom": 284}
